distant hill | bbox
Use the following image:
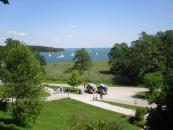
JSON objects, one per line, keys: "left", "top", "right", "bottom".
{"left": 29, "top": 45, "right": 64, "bottom": 52}
{"left": 0, "top": 45, "right": 64, "bottom": 52}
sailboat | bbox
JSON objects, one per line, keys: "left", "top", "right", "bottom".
{"left": 48, "top": 53, "right": 51, "bottom": 57}
{"left": 71, "top": 52, "right": 74, "bottom": 57}
{"left": 56, "top": 54, "right": 64, "bottom": 59}
{"left": 95, "top": 52, "right": 98, "bottom": 55}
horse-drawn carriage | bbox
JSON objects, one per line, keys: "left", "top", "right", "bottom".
{"left": 85, "top": 83, "right": 108, "bottom": 94}
{"left": 85, "top": 83, "right": 97, "bottom": 94}
{"left": 97, "top": 84, "right": 108, "bottom": 95}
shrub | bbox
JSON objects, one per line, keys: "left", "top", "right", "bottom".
{"left": 131, "top": 108, "right": 147, "bottom": 127}
{"left": 143, "top": 72, "right": 165, "bottom": 104}
{"left": 64, "top": 87, "right": 81, "bottom": 94}
{"left": 0, "top": 99, "right": 9, "bottom": 113}
{"left": 135, "top": 108, "right": 147, "bottom": 121}
{"left": 143, "top": 71, "right": 164, "bottom": 94}
{"left": 70, "top": 113, "right": 126, "bottom": 130}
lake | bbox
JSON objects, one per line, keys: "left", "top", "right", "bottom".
{"left": 40, "top": 48, "right": 110, "bottom": 64}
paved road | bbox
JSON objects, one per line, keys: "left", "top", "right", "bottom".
{"left": 45, "top": 87, "right": 135, "bottom": 116}
{"left": 46, "top": 83, "right": 155, "bottom": 108}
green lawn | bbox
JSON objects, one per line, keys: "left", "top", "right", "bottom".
{"left": 44, "top": 61, "right": 114, "bottom": 84}
{"left": 102, "top": 101, "right": 144, "bottom": 110}
{"left": 0, "top": 99, "right": 139, "bottom": 130}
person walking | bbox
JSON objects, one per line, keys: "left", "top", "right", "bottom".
{"left": 100, "top": 93, "right": 103, "bottom": 100}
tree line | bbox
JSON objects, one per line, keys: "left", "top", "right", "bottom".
{"left": 109, "top": 30, "right": 173, "bottom": 130}
{"left": 29, "top": 45, "right": 64, "bottom": 52}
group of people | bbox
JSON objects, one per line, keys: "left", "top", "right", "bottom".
{"left": 53, "top": 87, "right": 65, "bottom": 94}
{"left": 93, "top": 93, "right": 104, "bottom": 101}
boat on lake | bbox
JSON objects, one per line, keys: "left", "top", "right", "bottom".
{"left": 71, "top": 52, "right": 74, "bottom": 57}
{"left": 48, "top": 53, "right": 51, "bottom": 57}
{"left": 56, "top": 54, "right": 64, "bottom": 59}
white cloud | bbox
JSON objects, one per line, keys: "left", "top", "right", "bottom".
{"left": 6, "top": 31, "right": 26, "bottom": 36}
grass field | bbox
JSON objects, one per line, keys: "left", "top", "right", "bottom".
{"left": 102, "top": 101, "right": 144, "bottom": 110}
{"left": 44, "top": 61, "right": 114, "bottom": 84}
{"left": 0, "top": 99, "right": 139, "bottom": 130}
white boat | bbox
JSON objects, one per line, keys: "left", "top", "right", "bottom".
{"left": 56, "top": 54, "right": 64, "bottom": 59}
{"left": 96, "top": 52, "right": 98, "bottom": 55}
{"left": 71, "top": 52, "right": 74, "bottom": 57}
{"left": 48, "top": 53, "right": 51, "bottom": 57}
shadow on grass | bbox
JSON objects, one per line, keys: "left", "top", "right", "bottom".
{"left": 0, "top": 125, "right": 18, "bottom": 130}
{"left": 0, "top": 118, "right": 14, "bottom": 125}
{"left": 132, "top": 95, "right": 146, "bottom": 99}
{"left": 99, "top": 70, "right": 112, "bottom": 74}
{"left": 131, "top": 95, "right": 145, "bottom": 99}
{"left": 0, "top": 118, "right": 18, "bottom": 130}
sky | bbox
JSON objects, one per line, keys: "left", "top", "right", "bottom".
{"left": 0, "top": 0, "right": 173, "bottom": 48}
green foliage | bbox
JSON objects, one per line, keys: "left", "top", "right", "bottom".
{"left": 70, "top": 113, "right": 126, "bottom": 130}
{"left": 42, "top": 91, "right": 50, "bottom": 97}
{"left": 130, "top": 108, "right": 147, "bottom": 128}
{"left": 108, "top": 30, "right": 173, "bottom": 129}
{"left": 0, "top": 39, "right": 44, "bottom": 127}
{"left": 0, "top": 99, "right": 9, "bottom": 113}
{"left": 108, "top": 43, "right": 131, "bottom": 75}
{"left": 135, "top": 108, "right": 147, "bottom": 121}
{"left": 108, "top": 43, "right": 133, "bottom": 84}
{"left": 64, "top": 87, "right": 81, "bottom": 94}
{"left": 108, "top": 32, "right": 165, "bottom": 85}
{"left": 35, "top": 52, "right": 47, "bottom": 65}
{"left": 73, "top": 49, "right": 92, "bottom": 71}
{"left": 144, "top": 72, "right": 164, "bottom": 94}
{"left": 0, "top": 0, "right": 9, "bottom": 4}
{"left": 68, "top": 70, "right": 82, "bottom": 90}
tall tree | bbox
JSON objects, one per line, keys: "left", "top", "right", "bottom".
{"left": 147, "top": 30, "right": 173, "bottom": 130}
{"left": 0, "top": 0, "right": 9, "bottom": 4}
{"left": 68, "top": 70, "right": 82, "bottom": 90}
{"left": 73, "top": 49, "right": 92, "bottom": 71}
{"left": 131, "top": 32, "right": 165, "bottom": 79}
{"left": 0, "top": 39, "right": 44, "bottom": 126}
{"left": 108, "top": 43, "right": 134, "bottom": 84}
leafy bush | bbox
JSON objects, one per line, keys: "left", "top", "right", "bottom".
{"left": 42, "top": 91, "right": 51, "bottom": 97}
{"left": 131, "top": 108, "right": 147, "bottom": 127}
{"left": 144, "top": 71, "right": 164, "bottom": 94}
{"left": 143, "top": 72, "right": 165, "bottom": 103}
{"left": 135, "top": 108, "right": 147, "bottom": 121}
{"left": 70, "top": 113, "right": 126, "bottom": 130}
{"left": 65, "top": 87, "right": 81, "bottom": 94}
{"left": 0, "top": 99, "right": 9, "bottom": 113}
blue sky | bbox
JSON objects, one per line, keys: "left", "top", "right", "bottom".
{"left": 0, "top": 0, "right": 173, "bottom": 48}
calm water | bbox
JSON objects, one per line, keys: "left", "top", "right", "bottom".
{"left": 40, "top": 48, "right": 110, "bottom": 64}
